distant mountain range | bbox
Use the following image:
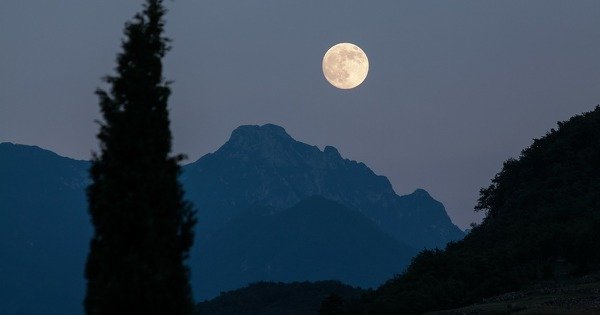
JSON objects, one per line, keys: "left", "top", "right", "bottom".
{"left": 0, "top": 124, "right": 463, "bottom": 314}
{"left": 182, "top": 124, "right": 463, "bottom": 297}
{"left": 182, "top": 124, "right": 463, "bottom": 249}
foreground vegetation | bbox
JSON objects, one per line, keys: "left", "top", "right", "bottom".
{"left": 196, "top": 281, "right": 364, "bottom": 315}
{"left": 428, "top": 273, "right": 600, "bottom": 314}
{"left": 346, "top": 106, "right": 600, "bottom": 314}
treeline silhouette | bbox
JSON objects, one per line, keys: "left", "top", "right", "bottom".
{"left": 343, "top": 106, "right": 600, "bottom": 314}
{"left": 196, "top": 281, "right": 363, "bottom": 315}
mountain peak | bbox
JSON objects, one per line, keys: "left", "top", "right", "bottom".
{"left": 411, "top": 188, "right": 431, "bottom": 198}
{"left": 323, "top": 145, "right": 341, "bottom": 158}
{"left": 230, "top": 124, "right": 292, "bottom": 142}
{"left": 185, "top": 124, "right": 464, "bottom": 250}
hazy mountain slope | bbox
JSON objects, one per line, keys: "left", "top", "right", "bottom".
{"left": 182, "top": 124, "right": 463, "bottom": 249}
{"left": 196, "top": 280, "right": 365, "bottom": 315}
{"left": 195, "top": 196, "right": 417, "bottom": 298}
{"left": 0, "top": 143, "right": 91, "bottom": 315}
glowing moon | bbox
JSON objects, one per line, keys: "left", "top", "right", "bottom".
{"left": 322, "top": 43, "right": 369, "bottom": 89}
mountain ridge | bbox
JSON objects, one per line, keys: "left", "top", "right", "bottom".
{"left": 1, "top": 124, "right": 462, "bottom": 310}
{"left": 182, "top": 124, "right": 464, "bottom": 249}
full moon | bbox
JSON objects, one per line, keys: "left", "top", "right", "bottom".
{"left": 322, "top": 43, "right": 369, "bottom": 89}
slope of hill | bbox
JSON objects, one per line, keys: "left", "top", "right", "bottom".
{"left": 195, "top": 196, "right": 416, "bottom": 298}
{"left": 349, "top": 106, "right": 600, "bottom": 314}
{"left": 0, "top": 143, "right": 91, "bottom": 315}
{"left": 428, "top": 273, "right": 600, "bottom": 315}
{"left": 182, "top": 124, "right": 463, "bottom": 250}
{"left": 196, "top": 281, "right": 365, "bottom": 315}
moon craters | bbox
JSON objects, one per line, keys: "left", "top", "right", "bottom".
{"left": 322, "top": 43, "right": 369, "bottom": 89}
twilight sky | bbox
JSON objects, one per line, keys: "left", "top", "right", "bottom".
{"left": 1, "top": 0, "right": 599, "bottom": 228}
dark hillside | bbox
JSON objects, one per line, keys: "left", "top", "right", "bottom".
{"left": 352, "top": 106, "right": 600, "bottom": 314}
{"left": 196, "top": 281, "right": 364, "bottom": 315}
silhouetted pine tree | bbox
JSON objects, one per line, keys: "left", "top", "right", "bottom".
{"left": 84, "top": 1, "right": 196, "bottom": 314}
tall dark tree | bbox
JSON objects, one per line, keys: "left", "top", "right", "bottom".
{"left": 84, "top": 1, "right": 196, "bottom": 314}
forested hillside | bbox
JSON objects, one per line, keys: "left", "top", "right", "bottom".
{"left": 349, "top": 106, "right": 600, "bottom": 314}
{"left": 196, "top": 281, "right": 364, "bottom": 315}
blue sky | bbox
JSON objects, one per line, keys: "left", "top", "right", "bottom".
{"left": 1, "top": 0, "right": 599, "bottom": 228}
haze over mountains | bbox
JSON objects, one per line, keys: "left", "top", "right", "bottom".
{"left": 0, "top": 124, "right": 463, "bottom": 314}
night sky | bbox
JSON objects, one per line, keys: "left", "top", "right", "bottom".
{"left": 1, "top": 0, "right": 599, "bottom": 228}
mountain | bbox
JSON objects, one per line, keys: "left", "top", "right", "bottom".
{"left": 195, "top": 196, "right": 416, "bottom": 298}
{"left": 196, "top": 280, "right": 365, "bottom": 315}
{"left": 347, "top": 106, "right": 600, "bottom": 314}
{"left": 182, "top": 124, "right": 464, "bottom": 250}
{"left": 0, "top": 143, "right": 91, "bottom": 315}
{"left": 0, "top": 124, "right": 462, "bottom": 312}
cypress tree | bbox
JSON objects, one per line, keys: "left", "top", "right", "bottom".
{"left": 84, "top": 1, "right": 196, "bottom": 314}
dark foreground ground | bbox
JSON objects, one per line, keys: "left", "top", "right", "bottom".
{"left": 428, "top": 273, "right": 600, "bottom": 314}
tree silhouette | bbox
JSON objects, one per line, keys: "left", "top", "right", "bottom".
{"left": 84, "top": 1, "right": 196, "bottom": 314}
